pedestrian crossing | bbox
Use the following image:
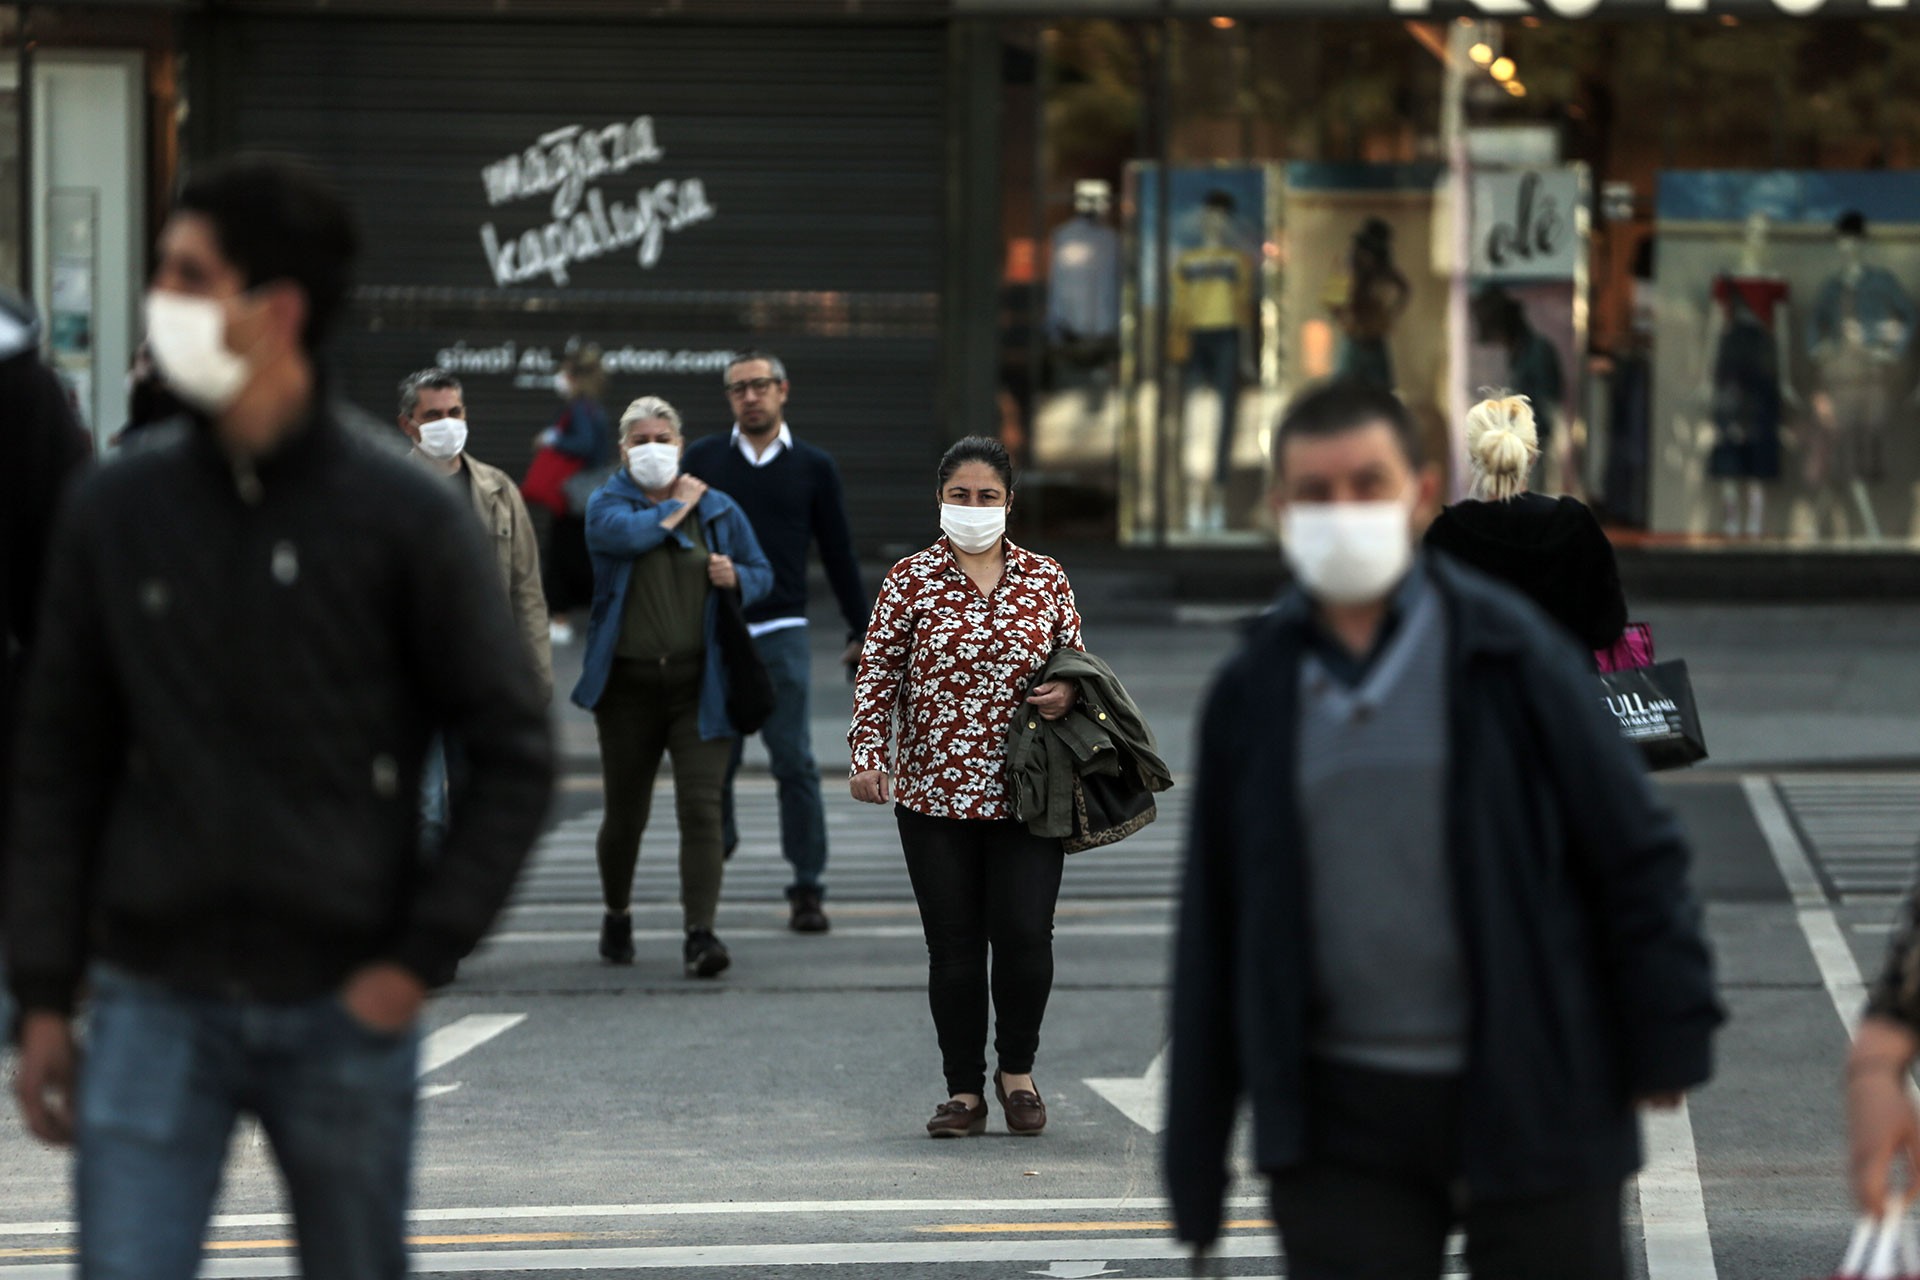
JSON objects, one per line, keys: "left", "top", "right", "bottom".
{"left": 510, "top": 778, "right": 1191, "bottom": 908}
{"left": 1774, "top": 773, "right": 1920, "bottom": 902}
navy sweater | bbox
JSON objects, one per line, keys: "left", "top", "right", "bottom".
{"left": 682, "top": 432, "right": 869, "bottom": 636}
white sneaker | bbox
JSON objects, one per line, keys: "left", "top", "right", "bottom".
{"left": 549, "top": 619, "right": 575, "bottom": 646}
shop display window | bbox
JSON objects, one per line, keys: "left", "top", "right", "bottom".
{"left": 999, "top": 13, "right": 1920, "bottom": 552}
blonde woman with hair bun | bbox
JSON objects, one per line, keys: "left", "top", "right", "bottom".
{"left": 1424, "top": 392, "right": 1628, "bottom": 662}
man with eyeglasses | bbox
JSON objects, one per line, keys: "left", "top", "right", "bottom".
{"left": 682, "top": 350, "right": 867, "bottom": 934}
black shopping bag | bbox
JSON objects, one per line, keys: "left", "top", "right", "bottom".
{"left": 1597, "top": 659, "right": 1708, "bottom": 772}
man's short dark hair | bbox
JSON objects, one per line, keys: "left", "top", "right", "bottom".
{"left": 1203, "top": 189, "right": 1236, "bottom": 214}
{"left": 398, "top": 367, "right": 462, "bottom": 418}
{"left": 174, "top": 154, "right": 359, "bottom": 352}
{"left": 1272, "top": 378, "right": 1424, "bottom": 474}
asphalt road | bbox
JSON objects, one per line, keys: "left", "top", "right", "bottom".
{"left": 3, "top": 603, "right": 1918, "bottom": 1279}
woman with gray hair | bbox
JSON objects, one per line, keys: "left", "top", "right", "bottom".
{"left": 1423, "top": 393, "right": 1626, "bottom": 657}
{"left": 571, "top": 396, "right": 773, "bottom": 978}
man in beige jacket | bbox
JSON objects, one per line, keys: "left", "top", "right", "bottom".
{"left": 399, "top": 367, "right": 552, "bottom": 912}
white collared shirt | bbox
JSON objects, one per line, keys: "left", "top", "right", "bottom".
{"left": 732, "top": 422, "right": 792, "bottom": 467}
{"left": 729, "top": 421, "right": 808, "bottom": 638}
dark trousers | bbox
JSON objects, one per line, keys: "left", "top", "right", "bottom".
{"left": 1268, "top": 1062, "right": 1625, "bottom": 1280}
{"left": 895, "top": 805, "right": 1065, "bottom": 1098}
{"left": 593, "top": 657, "right": 733, "bottom": 931}
{"left": 77, "top": 967, "right": 416, "bottom": 1280}
{"left": 721, "top": 626, "right": 828, "bottom": 890}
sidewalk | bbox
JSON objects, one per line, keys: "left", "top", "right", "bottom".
{"left": 548, "top": 597, "right": 1920, "bottom": 779}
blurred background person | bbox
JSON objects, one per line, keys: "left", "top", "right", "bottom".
{"left": 530, "top": 342, "right": 611, "bottom": 647}
{"left": 112, "top": 340, "right": 190, "bottom": 447}
{"left": 1424, "top": 393, "right": 1627, "bottom": 660}
{"left": 572, "top": 397, "right": 771, "bottom": 980}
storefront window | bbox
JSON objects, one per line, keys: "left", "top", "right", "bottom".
{"left": 1000, "top": 12, "right": 1920, "bottom": 552}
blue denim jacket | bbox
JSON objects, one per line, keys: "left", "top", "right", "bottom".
{"left": 570, "top": 472, "right": 773, "bottom": 740}
{"left": 1810, "top": 266, "right": 1917, "bottom": 360}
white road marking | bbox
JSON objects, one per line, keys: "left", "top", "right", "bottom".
{"left": 1639, "top": 1102, "right": 1719, "bottom": 1280}
{"left": 485, "top": 924, "right": 1172, "bottom": 944}
{"left": 0, "top": 1236, "right": 1289, "bottom": 1277}
{"left": 1745, "top": 775, "right": 1871, "bottom": 1031}
{"left": 418, "top": 1014, "right": 526, "bottom": 1077}
{"left": 1085, "top": 1044, "right": 1167, "bottom": 1133}
{"left": 0, "top": 1197, "right": 1272, "bottom": 1240}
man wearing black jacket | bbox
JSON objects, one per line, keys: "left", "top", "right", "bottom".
{"left": 0, "top": 293, "right": 90, "bottom": 1030}
{"left": 1165, "top": 380, "right": 1720, "bottom": 1279}
{"left": 683, "top": 352, "right": 867, "bottom": 933}
{"left": 7, "top": 156, "right": 554, "bottom": 1280}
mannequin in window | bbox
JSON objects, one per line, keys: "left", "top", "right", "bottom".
{"left": 1328, "top": 217, "right": 1411, "bottom": 392}
{"left": 1808, "top": 210, "right": 1913, "bottom": 542}
{"left": 1699, "top": 211, "right": 1796, "bottom": 539}
{"left": 1168, "top": 188, "right": 1255, "bottom": 533}
{"left": 1047, "top": 179, "right": 1122, "bottom": 411}
{"left": 1471, "top": 285, "right": 1566, "bottom": 492}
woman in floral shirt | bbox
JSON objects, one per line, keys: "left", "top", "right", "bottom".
{"left": 849, "top": 437, "right": 1085, "bottom": 1139}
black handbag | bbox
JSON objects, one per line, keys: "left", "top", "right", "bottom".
{"left": 712, "top": 586, "right": 776, "bottom": 735}
{"left": 1597, "top": 659, "right": 1707, "bottom": 772}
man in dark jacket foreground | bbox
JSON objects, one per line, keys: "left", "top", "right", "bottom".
{"left": 1164, "top": 379, "right": 1721, "bottom": 1279}
{"left": 7, "top": 156, "right": 554, "bottom": 1280}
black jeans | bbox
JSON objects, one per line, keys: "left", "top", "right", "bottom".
{"left": 895, "top": 805, "right": 1065, "bottom": 1098}
{"left": 1268, "top": 1062, "right": 1625, "bottom": 1280}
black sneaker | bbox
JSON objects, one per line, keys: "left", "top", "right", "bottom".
{"left": 786, "top": 886, "right": 831, "bottom": 934}
{"left": 599, "top": 912, "right": 635, "bottom": 965}
{"left": 684, "top": 928, "right": 731, "bottom": 978}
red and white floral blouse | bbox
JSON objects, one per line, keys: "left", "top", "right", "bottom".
{"left": 849, "top": 538, "right": 1084, "bottom": 820}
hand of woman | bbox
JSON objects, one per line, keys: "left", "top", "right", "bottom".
{"left": 671, "top": 474, "right": 708, "bottom": 508}
{"left": 1025, "top": 679, "right": 1079, "bottom": 722}
{"left": 850, "top": 770, "right": 892, "bottom": 805}
{"left": 708, "top": 554, "right": 738, "bottom": 590}
{"left": 1848, "top": 1017, "right": 1920, "bottom": 1214}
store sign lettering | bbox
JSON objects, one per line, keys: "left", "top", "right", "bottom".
{"left": 1471, "top": 169, "right": 1580, "bottom": 282}
{"left": 1484, "top": 173, "right": 1566, "bottom": 271}
{"left": 477, "top": 116, "right": 717, "bottom": 288}
{"left": 436, "top": 339, "right": 739, "bottom": 390}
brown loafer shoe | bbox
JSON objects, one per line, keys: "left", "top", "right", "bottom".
{"left": 926, "top": 1098, "right": 989, "bottom": 1138}
{"left": 995, "top": 1072, "right": 1047, "bottom": 1135}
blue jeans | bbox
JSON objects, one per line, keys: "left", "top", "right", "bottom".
{"left": 77, "top": 968, "right": 418, "bottom": 1280}
{"left": 1184, "top": 327, "right": 1243, "bottom": 486}
{"left": 722, "top": 626, "right": 828, "bottom": 891}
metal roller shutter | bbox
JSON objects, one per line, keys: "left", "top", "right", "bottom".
{"left": 199, "top": 14, "right": 945, "bottom": 554}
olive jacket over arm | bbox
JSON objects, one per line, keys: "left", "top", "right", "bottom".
{"left": 6, "top": 409, "right": 555, "bottom": 1016}
{"left": 1004, "top": 648, "right": 1173, "bottom": 849}
{"left": 1164, "top": 557, "right": 1721, "bottom": 1247}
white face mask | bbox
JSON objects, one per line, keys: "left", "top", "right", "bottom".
{"left": 627, "top": 441, "right": 680, "bottom": 492}
{"left": 1280, "top": 499, "right": 1414, "bottom": 606}
{"left": 941, "top": 503, "right": 1008, "bottom": 554}
{"left": 553, "top": 373, "right": 573, "bottom": 399}
{"left": 145, "top": 291, "right": 252, "bottom": 413}
{"left": 416, "top": 418, "right": 467, "bottom": 460}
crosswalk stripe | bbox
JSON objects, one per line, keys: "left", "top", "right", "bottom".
{"left": 513, "top": 780, "right": 1186, "bottom": 907}
{"left": 1772, "top": 775, "right": 1920, "bottom": 905}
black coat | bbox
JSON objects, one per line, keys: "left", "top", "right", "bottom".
{"left": 1423, "top": 493, "right": 1627, "bottom": 653}
{"left": 1164, "top": 556, "right": 1721, "bottom": 1246}
{"left": 7, "top": 407, "right": 555, "bottom": 1015}
{"left": 0, "top": 346, "right": 90, "bottom": 922}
